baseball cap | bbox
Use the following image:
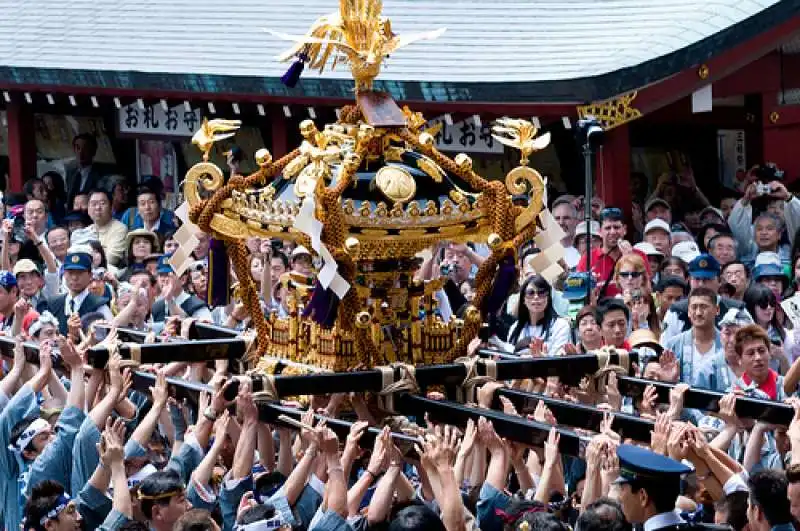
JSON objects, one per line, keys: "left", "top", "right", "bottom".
{"left": 291, "top": 246, "right": 312, "bottom": 259}
{"left": 644, "top": 198, "right": 671, "bottom": 213}
{"left": 63, "top": 250, "right": 92, "bottom": 272}
{"left": 688, "top": 254, "right": 721, "bottom": 279}
{"left": 574, "top": 221, "right": 601, "bottom": 244}
{"left": 13, "top": 259, "right": 40, "bottom": 276}
{"left": 672, "top": 241, "right": 700, "bottom": 264}
{"left": 0, "top": 271, "right": 16, "bottom": 291}
{"left": 633, "top": 242, "right": 663, "bottom": 258}
{"left": 700, "top": 206, "right": 725, "bottom": 223}
{"left": 644, "top": 218, "right": 671, "bottom": 235}
{"left": 719, "top": 308, "right": 754, "bottom": 328}
{"left": 156, "top": 255, "right": 174, "bottom": 275}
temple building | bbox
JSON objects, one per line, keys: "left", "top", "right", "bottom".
{"left": 0, "top": 0, "right": 798, "bottom": 213}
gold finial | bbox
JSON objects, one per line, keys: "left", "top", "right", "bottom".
{"left": 491, "top": 118, "right": 550, "bottom": 166}
{"left": 191, "top": 118, "right": 242, "bottom": 161}
{"left": 269, "top": 0, "right": 445, "bottom": 92}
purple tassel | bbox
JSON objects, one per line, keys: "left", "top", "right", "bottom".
{"left": 482, "top": 255, "right": 517, "bottom": 316}
{"left": 207, "top": 239, "right": 230, "bottom": 307}
{"left": 280, "top": 53, "right": 308, "bottom": 88}
{"left": 302, "top": 281, "right": 339, "bottom": 328}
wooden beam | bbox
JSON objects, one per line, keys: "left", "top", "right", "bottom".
{"left": 633, "top": 15, "right": 800, "bottom": 116}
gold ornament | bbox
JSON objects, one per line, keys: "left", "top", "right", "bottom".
{"left": 269, "top": 0, "right": 445, "bottom": 92}
{"left": 577, "top": 91, "right": 643, "bottom": 131}
{"left": 374, "top": 166, "right": 417, "bottom": 204}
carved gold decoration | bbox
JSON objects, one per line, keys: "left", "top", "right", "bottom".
{"left": 374, "top": 166, "right": 416, "bottom": 203}
{"left": 181, "top": 0, "right": 553, "bottom": 372}
{"left": 269, "top": 0, "right": 445, "bottom": 92}
{"left": 192, "top": 118, "right": 242, "bottom": 161}
{"left": 416, "top": 155, "right": 445, "bottom": 183}
{"left": 698, "top": 64, "right": 710, "bottom": 80}
{"left": 770, "top": 111, "right": 780, "bottom": 124}
{"left": 577, "top": 91, "right": 643, "bottom": 131}
{"left": 491, "top": 118, "right": 550, "bottom": 166}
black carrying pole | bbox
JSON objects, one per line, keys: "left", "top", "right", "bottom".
{"left": 130, "top": 370, "right": 419, "bottom": 453}
{"left": 494, "top": 387, "right": 654, "bottom": 443}
{"left": 394, "top": 394, "right": 587, "bottom": 457}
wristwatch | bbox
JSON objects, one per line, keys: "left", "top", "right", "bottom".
{"left": 203, "top": 406, "right": 218, "bottom": 422}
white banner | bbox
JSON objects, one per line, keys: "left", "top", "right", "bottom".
{"left": 118, "top": 104, "right": 202, "bottom": 138}
{"left": 426, "top": 115, "right": 503, "bottom": 154}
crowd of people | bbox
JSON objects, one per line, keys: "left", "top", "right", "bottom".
{"left": 1, "top": 135, "right": 800, "bottom": 531}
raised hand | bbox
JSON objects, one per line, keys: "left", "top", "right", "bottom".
{"left": 716, "top": 393, "right": 741, "bottom": 428}
{"left": 668, "top": 383, "right": 690, "bottom": 419}
{"left": 214, "top": 410, "right": 231, "bottom": 443}
{"left": 459, "top": 418, "right": 477, "bottom": 456}
{"left": 639, "top": 384, "right": 658, "bottom": 416}
{"left": 659, "top": 350, "right": 680, "bottom": 382}
{"left": 543, "top": 427, "right": 560, "bottom": 465}
{"left": 108, "top": 352, "right": 123, "bottom": 392}
{"left": 57, "top": 336, "right": 82, "bottom": 369}
{"left": 150, "top": 370, "right": 169, "bottom": 408}
{"left": 367, "top": 426, "right": 391, "bottom": 474}
{"left": 99, "top": 417, "right": 126, "bottom": 466}
{"left": 650, "top": 411, "right": 671, "bottom": 456}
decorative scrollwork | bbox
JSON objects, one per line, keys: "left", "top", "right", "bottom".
{"left": 184, "top": 162, "right": 224, "bottom": 207}
{"left": 577, "top": 91, "right": 642, "bottom": 131}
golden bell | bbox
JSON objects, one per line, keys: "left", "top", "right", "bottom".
{"left": 419, "top": 132, "right": 435, "bottom": 146}
{"left": 464, "top": 305, "right": 480, "bottom": 323}
{"left": 299, "top": 119, "right": 317, "bottom": 137}
{"left": 455, "top": 153, "right": 472, "bottom": 170}
{"left": 355, "top": 311, "right": 371, "bottom": 329}
{"left": 345, "top": 237, "right": 360, "bottom": 255}
{"left": 487, "top": 233, "right": 503, "bottom": 250}
{"left": 255, "top": 148, "right": 272, "bottom": 166}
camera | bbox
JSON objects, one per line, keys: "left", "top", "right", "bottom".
{"left": 576, "top": 116, "right": 605, "bottom": 148}
{"left": 755, "top": 181, "right": 772, "bottom": 196}
{"left": 439, "top": 263, "right": 455, "bottom": 276}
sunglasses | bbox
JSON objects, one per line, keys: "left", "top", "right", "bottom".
{"left": 618, "top": 271, "right": 643, "bottom": 279}
{"left": 757, "top": 300, "right": 776, "bottom": 309}
{"left": 600, "top": 207, "right": 623, "bottom": 220}
{"left": 524, "top": 288, "right": 549, "bottom": 299}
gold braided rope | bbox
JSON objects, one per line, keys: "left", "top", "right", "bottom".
{"left": 228, "top": 241, "right": 269, "bottom": 357}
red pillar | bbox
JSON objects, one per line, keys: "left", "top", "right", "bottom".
{"left": 596, "top": 124, "right": 632, "bottom": 216}
{"left": 5, "top": 101, "right": 36, "bottom": 193}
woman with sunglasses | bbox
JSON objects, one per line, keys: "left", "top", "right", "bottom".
{"left": 744, "top": 284, "right": 793, "bottom": 373}
{"left": 614, "top": 255, "right": 660, "bottom": 334}
{"left": 505, "top": 275, "right": 570, "bottom": 356}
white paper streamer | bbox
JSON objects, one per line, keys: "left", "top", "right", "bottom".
{"left": 293, "top": 195, "right": 351, "bottom": 299}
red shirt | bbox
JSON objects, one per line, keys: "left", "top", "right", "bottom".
{"left": 576, "top": 248, "right": 650, "bottom": 298}
{"left": 741, "top": 369, "right": 779, "bottom": 400}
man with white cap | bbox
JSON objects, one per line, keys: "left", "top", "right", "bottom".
{"left": 290, "top": 246, "right": 314, "bottom": 277}
{"left": 574, "top": 220, "right": 601, "bottom": 257}
{"left": 634, "top": 242, "right": 664, "bottom": 281}
{"left": 672, "top": 241, "right": 701, "bottom": 265}
{"left": 643, "top": 218, "right": 671, "bottom": 257}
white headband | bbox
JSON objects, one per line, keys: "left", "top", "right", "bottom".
{"left": 10, "top": 418, "right": 49, "bottom": 455}
{"left": 127, "top": 463, "right": 157, "bottom": 490}
{"left": 40, "top": 493, "right": 71, "bottom": 526}
{"left": 30, "top": 311, "right": 59, "bottom": 337}
{"left": 234, "top": 518, "right": 285, "bottom": 531}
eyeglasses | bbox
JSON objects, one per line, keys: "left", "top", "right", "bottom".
{"left": 524, "top": 288, "right": 549, "bottom": 299}
{"left": 600, "top": 207, "right": 623, "bottom": 221}
{"left": 618, "top": 271, "right": 643, "bottom": 279}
